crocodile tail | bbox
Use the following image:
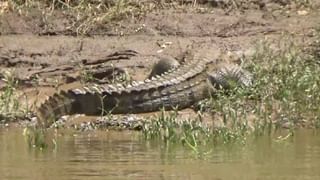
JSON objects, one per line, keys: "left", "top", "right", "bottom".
{"left": 36, "top": 90, "right": 77, "bottom": 128}
{"left": 207, "top": 64, "right": 253, "bottom": 89}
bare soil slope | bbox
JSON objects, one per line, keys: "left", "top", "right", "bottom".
{"left": 0, "top": 1, "right": 319, "bottom": 128}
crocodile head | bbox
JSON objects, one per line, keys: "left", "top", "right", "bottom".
{"left": 207, "top": 64, "right": 253, "bottom": 90}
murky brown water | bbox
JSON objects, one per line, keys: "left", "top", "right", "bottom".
{"left": 0, "top": 128, "right": 320, "bottom": 180}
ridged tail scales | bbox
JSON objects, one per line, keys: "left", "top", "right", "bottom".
{"left": 36, "top": 90, "right": 78, "bottom": 128}
{"left": 68, "top": 57, "right": 212, "bottom": 113}
{"left": 36, "top": 55, "right": 212, "bottom": 128}
{"left": 36, "top": 89, "right": 110, "bottom": 128}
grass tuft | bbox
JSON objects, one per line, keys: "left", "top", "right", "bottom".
{"left": 142, "top": 109, "right": 248, "bottom": 157}
{"left": 23, "top": 126, "right": 48, "bottom": 150}
{"left": 1, "top": 0, "right": 156, "bottom": 35}
{"left": 203, "top": 35, "right": 320, "bottom": 132}
{"left": 0, "top": 71, "right": 30, "bottom": 122}
{"left": 142, "top": 35, "right": 320, "bottom": 155}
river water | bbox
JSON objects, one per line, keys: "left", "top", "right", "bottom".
{"left": 0, "top": 128, "right": 320, "bottom": 180}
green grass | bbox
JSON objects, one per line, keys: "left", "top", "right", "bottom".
{"left": 142, "top": 109, "right": 248, "bottom": 157}
{"left": 249, "top": 37, "right": 320, "bottom": 128}
{"left": 23, "top": 126, "right": 48, "bottom": 149}
{"left": 141, "top": 35, "right": 320, "bottom": 155}
{"left": 0, "top": 71, "right": 30, "bottom": 122}
{"left": 1, "top": 0, "right": 315, "bottom": 35}
{"left": 9, "top": 35, "right": 319, "bottom": 152}
{"left": 23, "top": 125, "right": 61, "bottom": 150}
{"left": 1, "top": 0, "right": 155, "bottom": 35}
{"left": 207, "top": 36, "right": 320, "bottom": 130}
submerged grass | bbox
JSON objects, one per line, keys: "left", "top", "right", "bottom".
{"left": 23, "top": 126, "right": 60, "bottom": 150}
{"left": 23, "top": 126, "right": 48, "bottom": 149}
{"left": 142, "top": 109, "right": 248, "bottom": 157}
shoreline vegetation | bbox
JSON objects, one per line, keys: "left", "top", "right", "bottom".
{"left": 0, "top": 0, "right": 320, "bottom": 150}
{"left": 0, "top": 0, "right": 315, "bottom": 35}
{"left": 9, "top": 35, "right": 320, "bottom": 150}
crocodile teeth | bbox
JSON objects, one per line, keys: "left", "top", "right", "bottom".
{"left": 126, "top": 84, "right": 133, "bottom": 88}
{"left": 144, "top": 79, "right": 151, "bottom": 83}
{"left": 151, "top": 77, "right": 156, "bottom": 81}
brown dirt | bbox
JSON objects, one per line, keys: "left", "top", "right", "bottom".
{"left": 0, "top": 1, "right": 319, "bottom": 128}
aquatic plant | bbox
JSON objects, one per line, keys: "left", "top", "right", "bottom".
{"left": 23, "top": 126, "right": 48, "bottom": 149}
{"left": 142, "top": 109, "right": 248, "bottom": 156}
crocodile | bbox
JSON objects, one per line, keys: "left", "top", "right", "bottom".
{"left": 36, "top": 51, "right": 253, "bottom": 128}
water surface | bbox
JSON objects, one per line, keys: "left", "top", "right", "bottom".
{"left": 0, "top": 128, "right": 320, "bottom": 180}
